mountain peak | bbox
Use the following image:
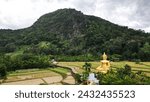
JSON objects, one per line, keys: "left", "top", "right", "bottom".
{"left": 1, "top": 9, "right": 149, "bottom": 61}
{"left": 55, "top": 8, "right": 83, "bottom": 14}
{"left": 34, "top": 8, "right": 84, "bottom": 24}
{"left": 32, "top": 8, "right": 86, "bottom": 39}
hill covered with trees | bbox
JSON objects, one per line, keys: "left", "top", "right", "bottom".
{"left": 0, "top": 8, "right": 150, "bottom": 62}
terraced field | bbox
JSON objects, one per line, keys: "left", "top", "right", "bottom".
{"left": 1, "top": 67, "right": 74, "bottom": 85}
{"left": 1, "top": 61, "right": 149, "bottom": 85}
{"left": 58, "top": 61, "right": 150, "bottom": 76}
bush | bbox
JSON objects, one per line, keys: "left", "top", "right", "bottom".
{"left": 134, "top": 59, "right": 141, "bottom": 64}
{"left": 110, "top": 54, "right": 122, "bottom": 61}
{"left": 82, "top": 62, "right": 92, "bottom": 72}
{"left": 96, "top": 65, "right": 150, "bottom": 85}
{"left": 124, "top": 64, "right": 131, "bottom": 75}
{"left": 4, "top": 54, "right": 50, "bottom": 71}
{"left": 81, "top": 72, "right": 89, "bottom": 84}
{"left": 74, "top": 74, "right": 82, "bottom": 84}
{"left": 0, "top": 64, "right": 7, "bottom": 79}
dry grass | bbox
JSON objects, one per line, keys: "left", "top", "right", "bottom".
{"left": 4, "top": 67, "right": 71, "bottom": 83}
{"left": 5, "top": 69, "right": 61, "bottom": 83}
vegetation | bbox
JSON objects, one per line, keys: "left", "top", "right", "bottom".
{"left": 0, "top": 64, "right": 7, "bottom": 79}
{"left": 82, "top": 62, "right": 92, "bottom": 72}
{"left": 0, "top": 9, "right": 150, "bottom": 62}
{"left": 0, "top": 8, "right": 150, "bottom": 85}
{"left": 3, "top": 54, "right": 50, "bottom": 70}
{"left": 49, "top": 68, "right": 69, "bottom": 78}
{"left": 96, "top": 65, "right": 150, "bottom": 85}
{"left": 58, "top": 61, "right": 150, "bottom": 76}
{"left": 0, "top": 53, "right": 51, "bottom": 79}
{"left": 3, "top": 67, "right": 65, "bottom": 83}
{"left": 75, "top": 64, "right": 150, "bottom": 85}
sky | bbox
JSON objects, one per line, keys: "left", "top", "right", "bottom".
{"left": 0, "top": 0, "right": 150, "bottom": 32}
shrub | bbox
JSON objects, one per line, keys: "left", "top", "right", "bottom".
{"left": 110, "top": 54, "right": 122, "bottom": 61}
{"left": 96, "top": 64, "right": 150, "bottom": 85}
{"left": 134, "top": 59, "right": 141, "bottom": 64}
{"left": 82, "top": 62, "right": 92, "bottom": 72}
{"left": 74, "top": 74, "right": 82, "bottom": 84}
{"left": 0, "top": 64, "right": 7, "bottom": 79}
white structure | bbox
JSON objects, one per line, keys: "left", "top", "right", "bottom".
{"left": 51, "top": 59, "right": 58, "bottom": 65}
{"left": 87, "top": 73, "right": 99, "bottom": 85}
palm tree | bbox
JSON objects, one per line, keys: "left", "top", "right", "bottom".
{"left": 82, "top": 62, "right": 92, "bottom": 72}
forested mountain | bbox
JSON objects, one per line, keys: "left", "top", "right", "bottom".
{"left": 0, "top": 8, "right": 150, "bottom": 61}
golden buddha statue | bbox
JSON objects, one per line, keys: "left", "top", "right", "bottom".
{"left": 102, "top": 52, "right": 107, "bottom": 60}
{"left": 96, "top": 52, "right": 110, "bottom": 73}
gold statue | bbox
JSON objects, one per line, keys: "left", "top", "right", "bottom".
{"left": 102, "top": 52, "right": 107, "bottom": 60}
{"left": 96, "top": 52, "right": 110, "bottom": 73}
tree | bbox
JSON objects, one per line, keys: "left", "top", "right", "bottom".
{"left": 0, "top": 64, "right": 7, "bottom": 79}
{"left": 124, "top": 64, "right": 132, "bottom": 75}
{"left": 82, "top": 62, "right": 92, "bottom": 72}
{"left": 96, "top": 65, "right": 150, "bottom": 85}
{"left": 139, "top": 42, "right": 150, "bottom": 61}
{"left": 4, "top": 43, "right": 16, "bottom": 52}
{"left": 81, "top": 71, "right": 89, "bottom": 84}
{"left": 110, "top": 54, "right": 122, "bottom": 61}
{"left": 117, "top": 64, "right": 131, "bottom": 78}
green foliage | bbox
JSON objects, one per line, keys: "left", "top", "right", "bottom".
{"left": 0, "top": 54, "right": 50, "bottom": 72}
{"left": 0, "top": 9, "right": 150, "bottom": 61}
{"left": 0, "top": 64, "right": 7, "bottom": 79}
{"left": 96, "top": 65, "right": 150, "bottom": 85}
{"left": 0, "top": 55, "right": 8, "bottom": 78}
{"left": 49, "top": 67, "right": 69, "bottom": 79}
{"left": 0, "top": 53, "right": 52, "bottom": 79}
{"left": 81, "top": 71, "right": 89, "bottom": 84}
{"left": 110, "top": 54, "right": 122, "bottom": 61}
{"left": 139, "top": 42, "right": 150, "bottom": 61}
{"left": 54, "top": 55, "right": 98, "bottom": 62}
{"left": 134, "top": 59, "right": 141, "bottom": 64}
{"left": 82, "top": 62, "right": 92, "bottom": 72}
{"left": 117, "top": 64, "right": 131, "bottom": 77}
{"left": 4, "top": 43, "right": 16, "bottom": 53}
{"left": 75, "top": 71, "right": 93, "bottom": 84}
{"left": 73, "top": 63, "right": 150, "bottom": 85}
{"left": 74, "top": 73, "right": 82, "bottom": 84}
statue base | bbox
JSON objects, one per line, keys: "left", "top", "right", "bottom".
{"left": 96, "top": 60, "right": 110, "bottom": 73}
{"left": 96, "top": 67, "right": 109, "bottom": 73}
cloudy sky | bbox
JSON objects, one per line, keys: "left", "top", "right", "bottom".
{"left": 0, "top": 0, "right": 150, "bottom": 32}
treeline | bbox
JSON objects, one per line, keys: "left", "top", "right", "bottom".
{"left": 0, "top": 54, "right": 50, "bottom": 78}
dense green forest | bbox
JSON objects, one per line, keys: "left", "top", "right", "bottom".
{"left": 0, "top": 9, "right": 150, "bottom": 78}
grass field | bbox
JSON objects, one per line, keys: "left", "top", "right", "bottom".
{"left": 4, "top": 67, "right": 69, "bottom": 83}
{"left": 49, "top": 68, "right": 70, "bottom": 78}
{"left": 58, "top": 61, "right": 150, "bottom": 76}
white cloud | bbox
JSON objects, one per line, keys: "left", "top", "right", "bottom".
{"left": 0, "top": 0, "right": 72, "bottom": 29}
{"left": 0, "top": 0, "right": 150, "bottom": 32}
{"left": 143, "top": 26, "right": 150, "bottom": 32}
